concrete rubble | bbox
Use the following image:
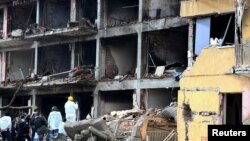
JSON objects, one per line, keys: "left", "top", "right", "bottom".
{"left": 64, "top": 102, "right": 177, "bottom": 141}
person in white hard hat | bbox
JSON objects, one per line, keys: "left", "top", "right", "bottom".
{"left": 64, "top": 96, "right": 78, "bottom": 122}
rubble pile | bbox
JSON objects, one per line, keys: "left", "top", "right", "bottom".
{"left": 64, "top": 102, "right": 177, "bottom": 141}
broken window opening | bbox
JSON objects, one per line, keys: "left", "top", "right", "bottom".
{"left": 8, "top": 4, "right": 37, "bottom": 38}
{"left": 104, "top": 0, "right": 139, "bottom": 27}
{"left": 40, "top": 0, "right": 70, "bottom": 29}
{"left": 145, "top": 88, "right": 178, "bottom": 109}
{"left": 102, "top": 35, "right": 137, "bottom": 80}
{"left": 210, "top": 14, "right": 235, "bottom": 46}
{"left": 224, "top": 94, "right": 242, "bottom": 125}
{"left": 38, "top": 44, "right": 71, "bottom": 79}
{"left": 73, "top": 41, "right": 96, "bottom": 80}
{"left": 143, "top": 0, "right": 180, "bottom": 21}
{"left": 76, "top": 0, "right": 97, "bottom": 25}
{"left": 7, "top": 49, "right": 35, "bottom": 83}
{"left": 144, "top": 27, "right": 188, "bottom": 78}
{"left": 194, "top": 14, "right": 235, "bottom": 56}
{"left": 98, "top": 90, "right": 134, "bottom": 116}
{"left": 75, "top": 41, "right": 96, "bottom": 68}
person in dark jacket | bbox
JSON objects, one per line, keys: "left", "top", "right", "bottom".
{"left": 30, "top": 109, "right": 38, "bottom": 141}
{"left": 10, "top": 117, "right": 17, "bottom": 141}
{"left": 16, "top": 114, "right": 31, "bottom": 141}
{"left": 34, "top": 114, "right": 48, "bottom": 141}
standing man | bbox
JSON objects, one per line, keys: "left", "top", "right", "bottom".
{"left": 48, "top": 106, "right": 62, "bottom": 139}
{"left": 34, "top": 114, "right": 48, "bottom": 141}
{"left": 30, "top": 108, "right": 38, "bottom": 141}
{"left": 64, "top": 96, "right": 78, "bottom": 122}
{"left": 16, "top": 114, "right": 31, "bottom": 141}
{"left": 0, "top": 112, "right": 12, "bottom": 141}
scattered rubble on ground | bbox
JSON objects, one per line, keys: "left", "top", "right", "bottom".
{"left": 64, "top": 102, "right": 177, "bottom": 141}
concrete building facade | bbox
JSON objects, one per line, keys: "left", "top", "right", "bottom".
{"left": 0, "top": 0, "right": 188, "bottom": 121}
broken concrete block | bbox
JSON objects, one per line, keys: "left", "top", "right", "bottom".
{"left": 155, "top": 66, "right": 165, "bottom": 77}
{"left": 64, "top": 117, "right": 111, "bottom": 140}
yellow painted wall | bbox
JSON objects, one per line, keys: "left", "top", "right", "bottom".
{"left": 185, "top": 47, "right": 235, "bottom": 76}
{"left": 180, "top": 0, "right": 235, "bottom": 17}
{"left": 243, "top": 5, "right": 250, "bottom": 43}
{"left": 178, "top": 47, "right": 250, "bottom": 141}
{"left": 181, "top": 47, "right": 250, "bottom": 93}
{"left": 178, "top": 91, "right": 221, "bottom": 141}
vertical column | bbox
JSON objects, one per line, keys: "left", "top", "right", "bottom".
{"left": 32, "top": 93, "right": 36, "bottom": 113}
{"left": 70, "top": 0, "right": 77, "bottom": 70}
{"left": 93, "top": 89, "right": 99, "bottom": 118}
{"left": 71, "top": 44, "right": 75, "bottom": 69}
{"left": 34, "top": 45, "right": 38, "bottom": 74}
{"left": 137, "top": 32, "right": 142, "bottom": 79}
{"left": 139, "top": 0, "right": 144, "bottom": 22}
{"left": 136, "top": 30, "right": 142, "bottom": 109}
{"left": 1, "top": 52, "right": 6, "bottom": 82}
{"left": 95, "top": 38, "right": 102, "bottom": 80}
{"left": 97, "top": 0, "right": 105, "bottom": 29}
{"left": 36, "top": 0, "right": 40, "bottom": 24}
{"left": 135, "top": 88, "right": 141, "bottom": 109}
{"left": 3, "top": 7, "right": 8, "bottom": 39}
{"left": 103, "top": 0, "right": 108, "bottom": 28}
{"left": 28, "top": 98, "right": 32, "bottom": 114}
{"left": 70, "top": 0, "right": 77, "bottom": 22}
{"left": 188, "top": 20, "right": 194, "bottom": 67}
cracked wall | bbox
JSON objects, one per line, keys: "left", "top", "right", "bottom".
{"left": 177, "top": 47, "right": 250, "bottom": 141}
{"left": 178, "top": 91, "right": 220, "bottom": 141}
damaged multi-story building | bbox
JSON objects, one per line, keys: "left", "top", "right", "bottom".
{"left": 177, "top": 0, "right": 250, "bottom": 141}
{"left": 0, "top": 0, "right": 190, "bottom": 140}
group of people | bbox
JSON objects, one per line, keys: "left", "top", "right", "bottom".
{"left": 0, "top": 96, "right": 79, "bottom": 141}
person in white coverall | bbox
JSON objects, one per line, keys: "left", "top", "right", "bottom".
{"left": 48, "top": 106, "right": 62, "bottom": 139}
{"left": 0, "top": 112, "right": 12, "bottom": 141}
{"left": 64, "top": 96, "right": 78, "bottom": 122}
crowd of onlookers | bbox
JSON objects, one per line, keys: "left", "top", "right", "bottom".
{"left": 0, "top": 96, "right": 79, "bottom": 141}
{"left": 0, "top": 107, "right": 66, "bottom": 141}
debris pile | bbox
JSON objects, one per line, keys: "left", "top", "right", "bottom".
{"left": 64, "top": 102, "right": 177, "bottom": 141}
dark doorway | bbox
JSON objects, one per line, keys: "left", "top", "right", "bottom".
{"left": 226, "top": 94, "right": 242, "bottom": 125}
